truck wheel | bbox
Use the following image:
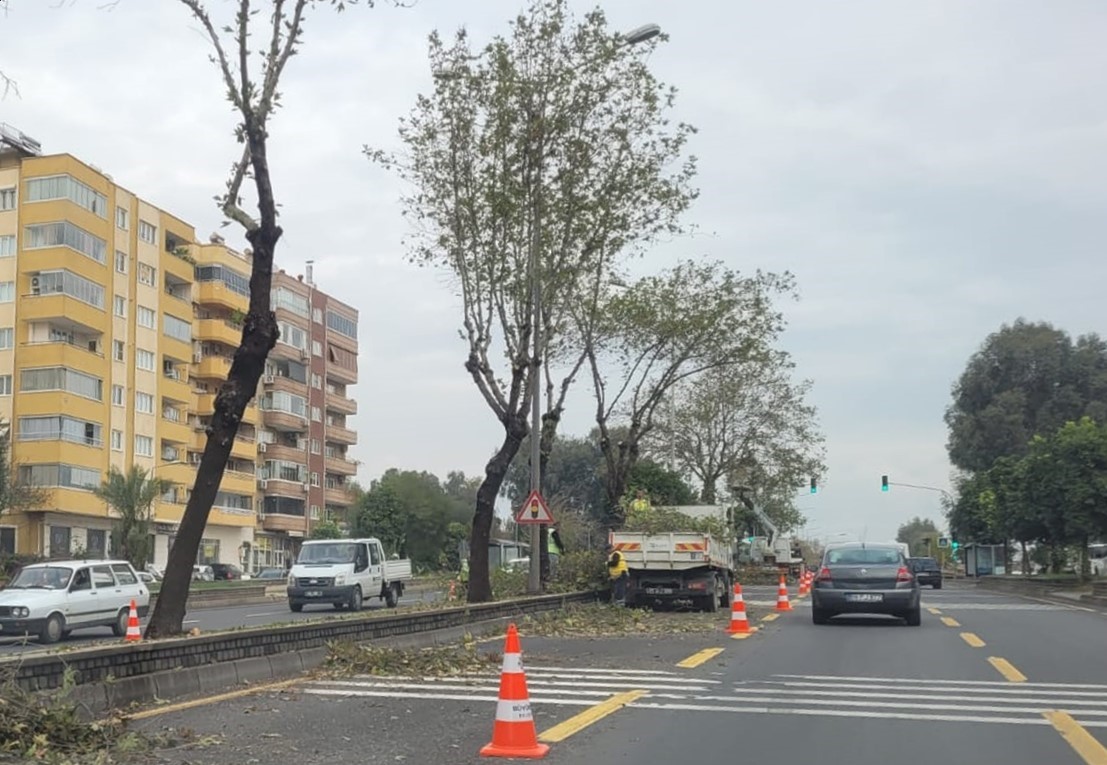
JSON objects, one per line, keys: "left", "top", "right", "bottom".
{"left": 718, "top": 576, "right": 732, "bottom": 609}
{"left": 384, "top": 583, "right": 398, "bottom": 608}
{"left": 348, "top": 586, "right": 363, "bottom": 612}
{"left": 703, "top": 578, "right": 719, "bottom": 613}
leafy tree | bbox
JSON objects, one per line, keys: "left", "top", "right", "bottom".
{"left": 371, "top": 0, "right": 695, "bottom": 601}
{"left": 308, "top": 520, "right": 345, "bottom": 540}
{"left": 946, "top": 319, "right": 1107, "bottom": 473}
{"left": 353, "top": 484, "right": 408, "bottom": 557}
{"left": 895, "top": 517, "right": 942, "bottom": 557}
{"left": 504, "top": 430, "right": 609, "bottom": 521}
{"left": 623, "top": 460, "right": 697, "bottom": 508}
{"left": 147, "top": 0, "right": 385, "bottom": 638}
{"left": 586, "top": 260, "right": 794, "bottom": 522}
{"left": 648, "top": 353, "right": 825, "bottom": 504}
{"left": 0, "top": 420, "right": 49, "bottom": 528}
{"left": 92, "top": 466, "right": 173, "bottom": 571}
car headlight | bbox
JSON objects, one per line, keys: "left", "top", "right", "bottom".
{"left": 287, "top": 574, "right": 295, "bottom": 586}
{"left": 12, "top": 606, "right": 30, "bottom": 618}
{"left": 334, "top": 575, "right": 346, "bottom": 586}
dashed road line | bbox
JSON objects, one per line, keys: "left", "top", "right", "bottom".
{"left": 941, "top": 616, "right": 961, "bottom": 627}
{"left": 960, "top": 632, "right": 986, "bottom": 648}
{"left": 676, "top": 647, "right": 725, "bottom": 669}
{"left": 538, "top": 690, "right": 647, "bottom": 743}
{"left": 1045, "top": 710, "right": 1107, "bottom": 765}
{"left": 989, "top": 657, "right": 1028, "bottom": 683}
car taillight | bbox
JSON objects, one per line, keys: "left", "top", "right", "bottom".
{"left": 817, "top": 566, "right": 832, "bottom": 582}
{"left": 896, "top": 566, "right": 913, "bottom": 583}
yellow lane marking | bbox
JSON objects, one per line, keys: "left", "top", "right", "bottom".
{"left": 761, "top": 614, "right": 779, "bottom": 622}
{"left": 927, "top": 607, "right": 941, "bottom": 615}
{"left": 731, "top": 629, "right": 758, "bottom": 640}
{"left": 988, "top": 657, "right": 1028, "bottom": 683}
{"left": 676, "top": 647, "right": 725, "bottom": 668}
{"left": 1044, "top": 711, "right": 1107, "bottom": 765}
{"left": 940, "top": 616, "right": 960, "bottom": 627}
{"left": 960, "top": 632, "right": 986, "bottom": 648}
{"left": 118, "top": 678, "right": 303, "bottom": 722}
{"left": 538, "top": 689, "right": 647, "bottom": 743}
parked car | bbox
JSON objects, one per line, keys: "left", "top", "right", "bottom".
{"left": 906, "top": 556, "right": 943, "bottom": 589}
{"left": 210, "top": 563, "right": 246, "bottom": 581}
{"left": 811, "top": 542, "right": 921, "bottom": 626}
{"left": 255, "top": 567, "right": 287, "bottom": 580}
{"left": 0, "top": 559, "right": 150, "bottom": 643}
{"left": 192, "top": 565, "right": 215, "bottom": 582}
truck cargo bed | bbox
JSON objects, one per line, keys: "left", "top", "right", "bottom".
{"left": 611, "top": 532, "right": 734, "bottom": 571}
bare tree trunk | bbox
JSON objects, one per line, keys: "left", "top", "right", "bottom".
{"left": 468, "top": 419, "right": 528, "bottom": 602}
{"left": 701, "top": 480, "right": 717, "bottom": 504}
{"left": 1020, "top": 540, "right": 1029, "bottom": 575}
{"left": 537, "top": 411, "right": 560, "bottom": 588}
{"left": 146, "top": 120, "right": 279, "bottom": 638}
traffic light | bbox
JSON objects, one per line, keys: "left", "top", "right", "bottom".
{"left": 951, "top": 540, "right": 959, "bottom": 552}
{"left": 810, "top": 478, "right": 817, "bottom": 494}
{"left": 881, "top": 475, "right": 889, "bottom": 492}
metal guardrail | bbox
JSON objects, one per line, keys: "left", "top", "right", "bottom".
{"left": 4, "top": 590, "right": 601, "bottom": 692}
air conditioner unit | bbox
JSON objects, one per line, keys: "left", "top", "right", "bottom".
{"left": 190, "top": 453, "right": 202, "bottom": 465}
{"left": 193, "top": 351, "right": 203, "bottom": 363}
{"left": 263, "top": 374, "right": 275, "bottom": 385}
{"left": 257, "top": 442, "right": 267, "bottom": 452}
{"left": 299, "top": 349, "right": 308, "bottom": 360}
{"left": 30, "top": 276, "right": 40, "bottom": 295}
{"left": 301, "top": 482, "right": 310, "bottom": 492}
{"left": 258, "top": 479, "right": 268, "bottom": 489}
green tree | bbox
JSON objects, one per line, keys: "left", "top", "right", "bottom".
{"left": 504, "top": 431, "right": 608, "bottom": 520}
{"left": 896, "top": 517, "right": 942, "bottom": 557}
{"left": 370, "top": 0, "right": 696, "bottom": 602}
{"left": 92, "top": 466, "right": 173, "bottom": 570}
{"left": 0, "top": 420, "right": 49, "bottom": 530}
{"left": 353, "top": 484, "right": 408, "bottom": 557}
{"left": 624, "top": 460, "right": 697, "bottom": 507}
{"left": 586, "top": 260, "right": 794, "bottom": 523}
{"left": 308, "top": 520, "right": 345, "bottom": 540}
{"left": 946, "top": 320, "right": 1107, "bottom": 473}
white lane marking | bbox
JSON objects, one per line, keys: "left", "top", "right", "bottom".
{"left": 774, "top": 673, "right": 1107, "bottom": 690}
{"left": 301, "top": 688, "right": 594, "bottom": 706}
{"left": 335, "top": 675, "right": 711, "bottom": 692}
{"left": 752, "top": 680, "right": 1107, "bottom": 699}
{"left": 627, "top": 701, "right": 1050, "bottom": 726}
{"left": 522, "top": 665, "right": 682, "bottom": 676}
{"left": 652, "top": 692, "right": 1107, "bottom": 714}
{"left": 735, "top": 684, "right": 1107, "bottom": 703}
{"left": 244, "top": 611, "right": 286, "bottom": 618}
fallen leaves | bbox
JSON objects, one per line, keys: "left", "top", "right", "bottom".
{"left": 324, "top": 634, "right": 502, "bottom": 678}
{"left": 517, "top": 603, "right": 730, "bottom": 638}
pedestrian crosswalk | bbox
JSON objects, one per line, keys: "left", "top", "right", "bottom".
{"left": 298, "top": 665, "right": 1107, "bottom": 728}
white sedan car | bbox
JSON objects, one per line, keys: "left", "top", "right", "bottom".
{"left": 0, "top": 559, "right": 150, "bottom": 643}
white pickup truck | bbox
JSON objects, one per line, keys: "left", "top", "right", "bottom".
{"left": 287, "top": 538, "right": 413, "bottom": 612}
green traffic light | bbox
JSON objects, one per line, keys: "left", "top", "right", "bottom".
{"left": 881, "top": 474, "right": 889, "bottom": 492}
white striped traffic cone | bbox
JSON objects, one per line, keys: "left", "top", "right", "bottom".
{"left": 480, "top": 623, "right": 548, "bottom": 759}
{"left": 125, "top": 599, "right": 142, "bottom": 642}
{"left": 726, "top": 583, "right": 753, "bottom": 634}
{"left": 775, "top": 574, "right": 793, "bottom": 612}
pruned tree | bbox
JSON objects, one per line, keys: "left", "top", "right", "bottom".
{"left": 0, "top": 420, "right": 48, "bottom": 528}
{"left": 585, "top": 259, "right": 795, "bottom": 522}
{"left": 370, "top": 0, "right": 696, "bottom": 601}
{"left": 146, "top": 0, "right": 377, "bottom": 638}
{"left": 93, "top": 466, "right": 173, "bottom": 571}
{"left": 649, "top": 351, "right": 825, "bottom": 505}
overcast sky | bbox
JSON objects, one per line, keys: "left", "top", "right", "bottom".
{"left": 2, "top": 0, "right": 1104, "bottom": 542}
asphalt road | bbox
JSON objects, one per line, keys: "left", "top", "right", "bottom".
{"left": 0, "top": 584, "right": 443, "bottom": 654}
{"left": 128, "top": 581, "right": 1107, "bottom": 765}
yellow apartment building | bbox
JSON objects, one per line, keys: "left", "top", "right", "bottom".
{"left": 0, "top": 124, "right": 359, "bottom": 571}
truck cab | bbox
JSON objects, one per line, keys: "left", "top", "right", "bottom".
{"left": 287, "top": 537, "right": 399, "bottom": 612}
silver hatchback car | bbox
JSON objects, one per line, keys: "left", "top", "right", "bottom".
{"left": 811, "top": 542, "right": 921, "bottom": 626}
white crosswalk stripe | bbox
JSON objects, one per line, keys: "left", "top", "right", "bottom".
{"left": 298, "top": 666, "right": 1107, "bottom": 728}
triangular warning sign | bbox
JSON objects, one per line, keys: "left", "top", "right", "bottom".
{"left": 514, "top": 490, "right": 554, "bottom": 525}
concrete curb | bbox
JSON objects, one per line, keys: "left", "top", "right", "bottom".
{"left": 69, "top": 615, "right": 517, "bottom": 719}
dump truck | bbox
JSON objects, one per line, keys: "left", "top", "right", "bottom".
{"left": 609, "top": 505, "right": 736, "bottom": 612}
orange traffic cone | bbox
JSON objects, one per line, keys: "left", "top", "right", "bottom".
{"left": 726, "top": 583, "right": 753, "bottom": 634}
{"left": 480, "top": 623, "right": 549, "bottom": 759}
{"left": 448, "top": 579, "right": 457, "bottom": 601}
{"left": 775, "top": 575, "right": 793, "bottom": 612}
{"left": 798, "top": 572, "right": 809, "bottom": 597}
{"left": 125, "top": 599, "right": 141, "bottom": 642}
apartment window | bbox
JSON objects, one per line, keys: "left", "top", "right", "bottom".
{"left": 260, "top": 390, "right": 306, "bottom": 417}
{"left": 111, "top": 340, "right": 124, "bottom": 361}
{"left": 272, "top": 287, "right": 309, "bottom": 318}
{"left": 137, "top": 306, "right": 155, "bottom": 328}
{"left": 263, "top": 460, "right": 306, "bottom": 483}
{"left": 194, "top": 264, "right": 249, "bottom": 296}
{"left": 34, "top": 270, "right": 105, "bottom": 309}
{"left": 276, "top": 321, "right": 307, "bottom": 351}
{"left": 326, "top": 310, "right": 357, "bottom": 339}
{"left": 26, "top": 175, "right": 107, "bottom": 217}
{"left": 115, "top": 251, "right": 128, "bottom": 273}
{"left": 137, "top": 263, "right": 156, "bottom": 286}
{"left": 20, "top": 367, "right": 102, "bottom": 400}
{"left": 311, "top": 373, "right": 321, "bottom": 389}
{"left": 311, "top": 439, "right": 321, "bottom": 455}
{"left": 116, "top": 207, "right": 128, "bottom": 229}
{"left": 113, "top": 295, "right": 126, "bottom": 317}
{"left": 0, "top": 187, "right": 15, "bottom": 210}
{"left": 18, "top": 416, "right": 101, "bottom": 447}
{"left": 0, "top": 527, "right": 14, "bottom": 556}
{"left": 136, "top": 349, "right": 155, "bottom": 371}
{"left": 214, "top": 493, "right": 252, "bottom": 513}
{"left": 135, "top": 392, "right": 154, "bottom": 413}
{"left": 135, "top": 435, "right": 153, "bottom": 457}
{"left": 111, "top": 429, "right": 123, "bottom": 451}
{"left": 24, "top": 221, "right": 106, "bottom": 264}
{"left": 0, "top": 235, "right": 14, "bottom": 257}
{"left": 312, "top": 340, "right": 322, "bottom": 357}
{"left": 311, "top": 406, "right": 321, "bottom": 422}
{"left": 112, "top": 385, "right": 124, "bottom": 406}
{"left": 163, "top": 314, "right": 191, "bottom": 343}
{"left": 310, "top": 472, "right": 320, "bottom": 487}
{"left": 0, "top": 375, "right": 11, "bottom": 395}
{"left": 19, "top": 464, "right": 101, "bottom": 490}
{"left": 0, "top": 282, "right": 13, "bottom": 303}
{"left": 0, "top": 328, "right": 12, "bottom": 350}
{"left": 310, "top": 505, "right": 321, "bottom": 520}
{"left": 138, "top": 220, "right": 156, "bottom": 244}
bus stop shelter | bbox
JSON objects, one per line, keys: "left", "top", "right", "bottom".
{"left": 964, "top": 543, "right": 1007, "bottom": 577}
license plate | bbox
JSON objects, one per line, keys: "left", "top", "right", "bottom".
{"left": 645, "top": 587, "right": 674, "bottom": 595}
{"left": 305, "top": 590, "right": 322, "bottom": 598}
{"left": 846, "top": 593, "right": 883, "bottom": 603}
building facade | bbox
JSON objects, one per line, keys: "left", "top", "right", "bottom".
{"left": 0, "top": 125, "right": 359, "bottom": 571}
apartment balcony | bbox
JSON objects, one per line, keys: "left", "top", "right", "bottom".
{"left": 159, "top": 417, "right": 192, "bottom": 445}
{"left": 18, "top": 340, "right": 104, "bottom": 376}
{"left": 209, "top": 505, "right": 256, "bottom": 528}
{"left": 20, "top": 294, "right": 104, "bottom": 335}
{"left": 219, "top": 469, "right": 257, "bottom": 496}
{"left": 325, "top": 456, "right": 357, "bottom": 477}
{"left": 260, "top": 513, "right": 306, "bottom": 534}
{"left": 230, "top": 435, "right": 256, "bottom": 461}
{"left": 160, "top": 371, "right": 192, "bottom": 403}
{"left": 262, "top": 374, "right": 306, "bottom": 397}
{"left": 326, "top": 328, "right": 358, "bottom": 357}
{"left": 15, "top": 438, "right": 104, "bottom": 466}
{"left": 196, "top": 318, "right": 243, "bottom": 347}
{"left": 324, "top": 485, "right": 354, "bottom": 507}
{"left": 197, "top": 281, "right": 247, "bottom": 311}
{"left": 163, "top": 249, "right": 196, "bottom": 283}
{"left": 325, "top": 393, "right": 357, "bottom": 416}
{"left": 161, "top": 335, "right": 193, "bottom": 364}
{"left": 270, "top": 341, "right": 309, "bottom": 365}
{"left": 325, "top": 424, "right": 357, "bottom": 446}
{"left": 195, "top": 355, "right": 232, "bottom": 382}
{"left": 260, "top": 478, "right": 308, "bottom": 500}
{"left": 262, "top": 409, "right": 307, "bottom": 434}
{"left": 325, "top": 360, "right": 357, "bottom": 386}
{"left": 257, "top": 441, "right": 307, "bottom": 463}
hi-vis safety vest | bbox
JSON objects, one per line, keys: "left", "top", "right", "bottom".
{"left": 607, "top": 550, "right": 628, "bottom": 579}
